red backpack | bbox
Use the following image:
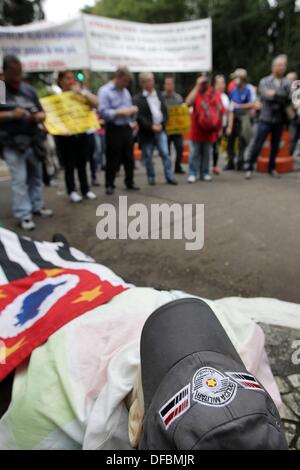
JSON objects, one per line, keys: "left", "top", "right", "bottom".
{"left": 195, "top": 89, "right": 223, "bottom": 133}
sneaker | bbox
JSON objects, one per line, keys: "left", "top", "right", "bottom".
{"left": 188, "top": 175, "right": 196, "bottom": 184}
{"left": 245, "top": 171, "right": 253, "bottom": 180}
{"left": 203, "top": 174, "right": 213, "bottom": 182}
{"left": 212, "top": 166, "right": 221, "bottom": 175}
{"left": 70, "top": 191, "right": 82, "bottom": 203}
{"left": 20, "top": 219, "right": 36, "bottom": 231}
{"left": 33, "top": 208, "right": 54, "bottom": 218}
{"left": 85, "top": 191, "right": 97, "bottom": 200}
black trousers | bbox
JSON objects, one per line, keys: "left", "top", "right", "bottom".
{"left": 86, "top": 134, "right": 97, "bottom": 181}
{"left": 168, "top": 134, "right": 183, "bottom": 171}
{"left": 227, "top": 117, "right": 247, "bottom": 169}
{"left": 105, "top": 123, "right": 134, "bottom": 188}
{"left": 55, "top": 134, "right": 89, "bottom": 195}
{"left": 248, "top": 121, "right": 283, "bottom": 173}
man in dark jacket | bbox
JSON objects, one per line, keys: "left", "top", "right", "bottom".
{"left": 134, "top": 73, "right": 177, "bottom": 186}
{"left": 246, "top": 55, "right": 291, "bottom": 179}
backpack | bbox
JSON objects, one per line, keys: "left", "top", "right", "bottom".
{"left": 196, "top": 90, "right": 223, "bottom": 133}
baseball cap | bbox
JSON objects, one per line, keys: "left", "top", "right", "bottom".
{"left": 139, "top": 298, "right": 288, "bottom": 450}
{"left": 230, "top": 68, "right": 248, "bottom": 80}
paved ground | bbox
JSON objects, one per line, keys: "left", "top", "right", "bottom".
{"left": 0, "top": 156, "right": 300, "bottom": 448}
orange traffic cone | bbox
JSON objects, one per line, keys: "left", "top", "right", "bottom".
{"left": 134, "top": 143, "right": 142, "bottom": 161}
{"left": 182, "top": 132, "right": 191, "bottom": 165}
{"left": 257, "top": 130, "right": 294, "bottom": 173}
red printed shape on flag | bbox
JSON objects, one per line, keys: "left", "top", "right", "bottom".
{"left": 0, "top": 268, "right": 127, "bottom": 381}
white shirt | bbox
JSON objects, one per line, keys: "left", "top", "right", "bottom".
{"left": 143, "top": 89, "right": 163, "bottom": 124}
{"left": 221, "top": 92, "right": 230, "bottom": 127}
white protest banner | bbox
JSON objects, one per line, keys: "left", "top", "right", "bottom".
{"left": 0, "top": 17, "right": 89, "bottom": 72}
{"left": 83, "top": 14, "right": 212, "bottom": 72}
{"left": 0, "top": 14, "right": 212, "bottom": 73}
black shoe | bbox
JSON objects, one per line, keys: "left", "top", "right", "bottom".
{"left": 269, "top": 170, "right": 281, "bottom": 178}
{"left": 126, "top": 184, "right": 140, "bottom": 191}
{"left": 224, "top": 162, "right": 235, "bottom": 171}
{"left": 148, "top": 178, "right": 156, "bottom": 186}
{"left": 106, "top": 187, "right": 115, "bottom": 195}
{"left": 167, "top": 178, "right": 178, "bottom": 186}
{"left": 175, "top": 167, "right": 186, "bottom": 175}
{"left": 52, "top": 233, "right": 69, "bottom": 246}
{"left": 237, "top": 162, "right": 244, "bottom": 172}
{"left": 33, "top": 208, "right": 54, "bottom": 218}
{"left": 92, "top": 178, "right": 101, "bottom": 187}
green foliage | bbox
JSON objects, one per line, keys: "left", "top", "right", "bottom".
{"left": 84, "top": 0, "right": 186, "bottom": 23}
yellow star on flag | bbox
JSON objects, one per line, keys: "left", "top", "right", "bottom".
{"left": 0, "top": 289, "right": 7, "bottom": 300}
{"left": 2, "top": 338, "right": 26, "bottom": 361}
{"left": 72, "top": 286, "right": 103, "bottom": 304}
{"left": 44, "top": 269, "right": 66, "bottom": 278}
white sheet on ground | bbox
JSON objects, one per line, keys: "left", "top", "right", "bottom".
{"left": 1, "top": 287, "right": 299, "bottom": 450}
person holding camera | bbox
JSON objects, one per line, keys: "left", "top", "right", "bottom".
{"left": 0, "top": 55, "right": 53, "bottom": 231}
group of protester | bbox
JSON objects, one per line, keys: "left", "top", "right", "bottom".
{"left": 0, "top": 53, "right": 299, "bottom": 231}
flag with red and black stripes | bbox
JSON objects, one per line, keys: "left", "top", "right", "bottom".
{"left": 226, "top": 372, "right": 265, "bottom": 392}
{"left": 159, "top": 384, "right": 191, "bottom": 430}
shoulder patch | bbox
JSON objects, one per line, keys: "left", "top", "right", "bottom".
{"left": 192, "top": 367, "right": 237, "bottom": 408}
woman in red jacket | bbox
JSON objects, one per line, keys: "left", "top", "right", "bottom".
{"left": 185, "top": 73, "right": 224, "bottom": 183}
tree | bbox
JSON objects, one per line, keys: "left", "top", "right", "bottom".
{"left": 84, "top": 0, "right": 187, "bottom": 23}
{"left": 0, "top": 0, "right": 45, "bottom": 26}
{"left": 85, "top": 0, "right": 300, "bottom": 84}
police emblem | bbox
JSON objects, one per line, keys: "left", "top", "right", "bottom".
{"left": 192, "top": 367, "right": 237, "bottom": 407}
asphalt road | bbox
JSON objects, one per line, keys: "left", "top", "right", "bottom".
{"left": 1, "top": 158, "right": 300, "bottom": 448}
{"left": 1, "top": 157, "right": 300, "bottom": 303}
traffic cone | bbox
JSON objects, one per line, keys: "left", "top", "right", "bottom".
{"left": 134, "top": 143, "right": 142, "bottom": 161}
{"left": 257, "top": 130, "right": 294, "bottom": 173}
{"left": 182, "top": 132, "right": 191, "bottom": 164}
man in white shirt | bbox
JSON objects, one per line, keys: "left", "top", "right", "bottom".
{"left": 134, "top": 73, "right": 177, "bottom": 186}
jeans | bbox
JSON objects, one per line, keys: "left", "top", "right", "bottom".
{"left": 188, "top": 141, "right": 212, "bottom": 178}
{"left": 86, "top": 133, "right": 96, "bottom": 181}
{"left": 142, "top": 131, "right": 174, "bottom": 182}
{"left": 290, "top": 122, "right": 300, "bottom": 156}
{"left": 94, "top": 133, "right": 106, "bottom": 169}
{"left": 248, "top": 121, "right": 283, "bottom": 173}
{"left": 3, "top": 146, "right": 43, "bottom": 221}
{"left": 168, "top": 134, "right": 184, "bottom": 171}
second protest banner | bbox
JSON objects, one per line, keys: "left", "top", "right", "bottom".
{"left": 166, "top": 104, "right": 191, "bottom": 136}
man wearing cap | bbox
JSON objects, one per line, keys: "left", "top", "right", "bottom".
{"left": 246, "top": 55, "right": 291, "bottom": 179}
{"left": 226, "top": 69, "right": 255, "bottom": 171}
{"left": 139, "top": 298, "right": 287, "bottom": 450}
